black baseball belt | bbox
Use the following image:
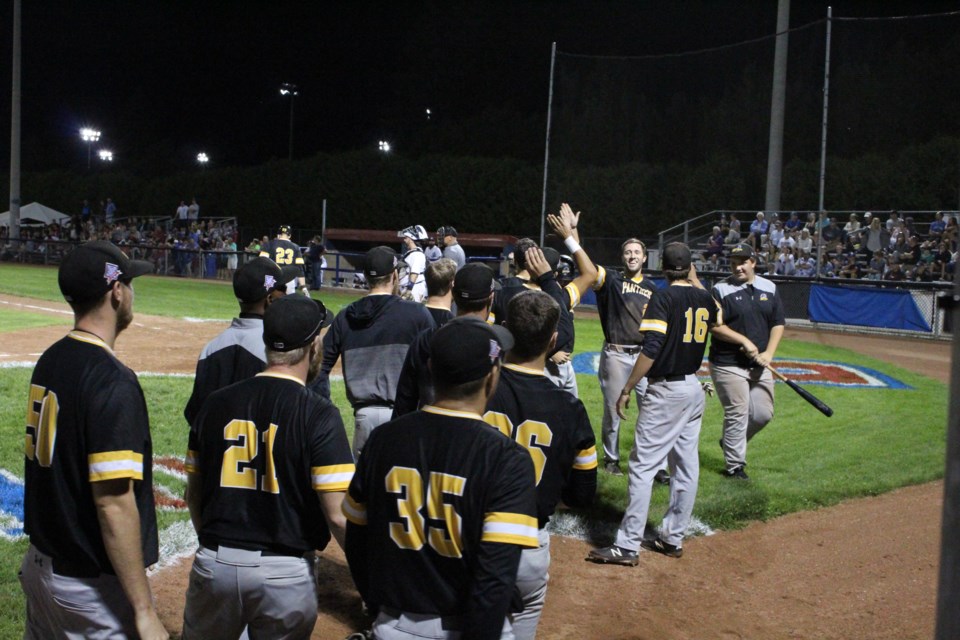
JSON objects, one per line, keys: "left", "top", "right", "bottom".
{"left": 604, "top": 343, "right": 642, "bottom": 355}
{"left": 647, "top": 374, "right": 687, "bottom": 384}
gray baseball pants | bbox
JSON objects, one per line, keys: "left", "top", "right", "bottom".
{"left": 372, "top": 610, "right": 514, "bottom": 639}
{"left": 353, "top": 405, "right": 394, "bottom": 460}
{"left": 181, "top": 545, "right": 317, "bottom": 640}
{"left": 544, "top": 359, "right": 578, "bottom": 397}
{"left": 710, "top": 364, "right": 775, "bottom": 472}
{"left": 511, "top": 528, "right": 551, "bottom": 640}
{"left": 20, "top": 544, "right": 137, "bottom": 639}
{"left": 598, "top": 345, "right": 647, "bottom": 463}
{"left": 614, "top": 375, "right": 705, "bottom": 550}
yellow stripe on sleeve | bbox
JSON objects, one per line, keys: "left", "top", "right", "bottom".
{"left": 565, "top": 283, "right": 581, "bottom": 309}
{"left": 258, "top": 250, "right": 269, "bottom": 258}
{"left": 342, "top": 493, "right": 368, "bottom": 525}
{"left": 482, "top": 512, "right": 539, "bottom": 547}
{"left": 639, "top": 319, "right": 668, "bottom": 334}
{"left": 572, "top": 445, "right": 598, "bottom": 470}
{"left": 88, "top": 450, "right": 144, "bottom": 482}
{"left": 312, "top": 463, "right": 355, "bottom": 492}
{"left": 593, "top": 266, "right": 607, "bottom": 291}
{"left": 184, "top": 449, "right": 200, "bottom": 474}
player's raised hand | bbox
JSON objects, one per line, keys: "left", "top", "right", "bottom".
{"left": 616, "top": 388, "right": 631, "bottom": 419}
{"left": 547, "top": 213, "right": 570, "bottom": 239}
{"left": 525, "top": 247, "right": 552, "bottom": 278}
{"left": 560, "top": 202, "right": 580, "bottom": 227}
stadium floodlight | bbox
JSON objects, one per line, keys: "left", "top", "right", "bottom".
{"left": 98, "top": 149, "right": 113, "bottom": 162}
{"left": 378, "top": 140, "right": 391, "bottom": 153}
{"left": 280, "top": 83, "right": 299, "bottom": 160}
{"left": 197, "top": 152, "right": 209, "bottom": 166}
{"left": 426, "top": 108, "right": 432, "bottom": 120}
{"left": 79, "top": 127, "right": 102, "bottom": 169}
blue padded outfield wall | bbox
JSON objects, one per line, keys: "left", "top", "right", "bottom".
{"left": 808, "top": 284, "right": 931, "bottom": 332}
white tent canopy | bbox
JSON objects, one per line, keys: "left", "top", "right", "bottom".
{"left": 0, "top": 202, "right": 71, "bottom": 226}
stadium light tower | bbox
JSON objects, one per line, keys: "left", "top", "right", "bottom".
{"left": 378, "top": 140, "right": 391, "bottom": 153}
{"left": 98, "top": 149, "right": 113, "bottom": 162}
{"left": 79, "top": 127, "right": 101, "bottom": 169}
{"left": 197, "top": 152, "right": 209, "bottom": 168}
{"left": 279, "top": 82, "right": 299, "bottom": 161}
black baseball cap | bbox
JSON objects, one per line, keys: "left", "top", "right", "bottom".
{"left": 59, "top": 240, "right": 153, "bottom": 303}
{"left": 729, "top": 243, "right": 756, "bottom": 260}
{"left": 437, "top": 225, "right": 458, "bottom": 238}
{"left": 429, "top": 317, "right": 514, "bottom": 385}
{"left": 234, "top": 257, "right": 284, "bottom": 303}
{"left": 279, "top": 265, "right": 302, "bottom": 285}
{"left": 453, "top": 263, "right": 496, "bottom": 301}
{"left": 661, "top": 242, "right": 692, "bottom": 272}
{"left": 364, "top": 246, "right": 401, "bottom": 278}
{"left": 263, "top": 295, "right": 328, "bottom": 352}
{"left": 542, "top": 247, "right": 561, "bottom": 272}
{"left": 278, "top": 224, "right": 292, "bottom": 236}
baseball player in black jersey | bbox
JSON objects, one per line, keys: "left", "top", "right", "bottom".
{"left": 541, "top": 203, "right": 599, "bottom": 397}
{"left": 260, "top": 224, "right": 308, "bottom": 295}
{"left": 343, "top": 320, "right": 539, "bottom": 640}
{"left": 483, "top": 290, "right": 597, "bottom": 639}
{"left": 710, "top": 243, "right": 785, "bottom": 479}
{"left": 393, "top": 262, "right": 497, "bottom": 418}
{"left": 490, "top": 242, "right": 574, "bottom": 367}
{"left": 20, "top": 241, "right": 167, "bottom": 639}
{"left": 311, "top": 246, "right": 435, "bottom": 458}
{"left": 183, "top": 295, "right": 353, "bottom": 639}
{"left": 423, "top": 258, "right": 457, "bottom": 327}
{"left": 593, "top": 237, "right": 659, "bottom": 477}
{"left": 183, "top": 257, "right": 293, "bottom": 426}
{"left": 589, "top": 243, "right": 751, "bottom": 564}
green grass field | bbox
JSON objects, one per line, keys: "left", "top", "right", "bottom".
{"left": 0, "top": 264, "right": 949, "bottom": 636}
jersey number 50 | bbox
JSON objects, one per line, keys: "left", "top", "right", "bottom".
{"left": 387, "top": 467, "right": 466, "bottom": 558}
{"left": 25, "top": 384, "right": 59, "bottom": 467}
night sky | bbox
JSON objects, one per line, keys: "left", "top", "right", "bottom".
{"left": 0, "top": 0, "right": 956, "bottom": 174}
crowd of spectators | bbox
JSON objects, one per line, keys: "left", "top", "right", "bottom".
{"left": 1, "top": 198, "right": 241, "bottom": 280}
{"left": 697, "top": 210, "right": 958, "bottom": 284}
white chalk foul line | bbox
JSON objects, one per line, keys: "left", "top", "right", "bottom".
{"left": 0, "top": 299, "right": 72, "bottom": 316}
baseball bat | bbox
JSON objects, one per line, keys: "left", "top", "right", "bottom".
{"left": 765, "top": 364, "right": 834, "bottom": 417}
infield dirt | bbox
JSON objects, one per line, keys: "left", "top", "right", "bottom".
{"left": 0, "top": 293, "right": 947, "bottom": 639}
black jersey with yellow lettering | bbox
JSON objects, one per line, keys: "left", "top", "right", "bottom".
{"left": 593, "top": 267, "right": 658, "bottom": 345}
{"left": 186, "top": 373, "right": 354, "bottom": 554}
{"left": 483, "top": 364, "right": 597, "bottom": 526}
{"left": 639, "top": 284, "right": 719, "bottom": 378}
{"left": 24, "top": 331, "right": 158, "bottom": 573}
{"left": 260, "top": 238, "right": 305, "bottom": 273}
{"left": 343, "top": 407, "right": 538, "bottom": 637}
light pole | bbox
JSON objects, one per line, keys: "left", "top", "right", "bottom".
{"left": 279, "top": 83, "right": 298, "bottom": 160}
{"left": 80, "top": 127, "right": 101, "bottom": 169}
{"left": 378, "top": 140, "right": 391, "bottom": 153}
{"left": 197, "top": 152, "right": 209, "bottom": 169}
{"left": 98, "top": 149, "right": 113, "bottom": 163}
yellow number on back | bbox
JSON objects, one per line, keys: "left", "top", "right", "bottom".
{"left": 682, "top": 308, "right": 709, "bottom": 343}
{"left": 386, "top": 467, "right": 426, "bottom": 550}
{"left": 25, "top": 384, "right": 59, "bottom": 467}
{"left": 220, "top": 420, "right": 281, "bottom": 493}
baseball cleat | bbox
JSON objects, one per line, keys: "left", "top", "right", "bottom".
{"left": 654, "top": 469, "right": 671, "bottom": 485}
{"left": 587, "top": 545, "right": 639, "bottom": 566}
{"left": 640, "top": 537, "right": 683, "bottom": 558}
{"left": 603, "top": 461, "right": 623, "bottom": 476}
{"left": 724, "top": 466, "right": 749, "bottom": 480}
